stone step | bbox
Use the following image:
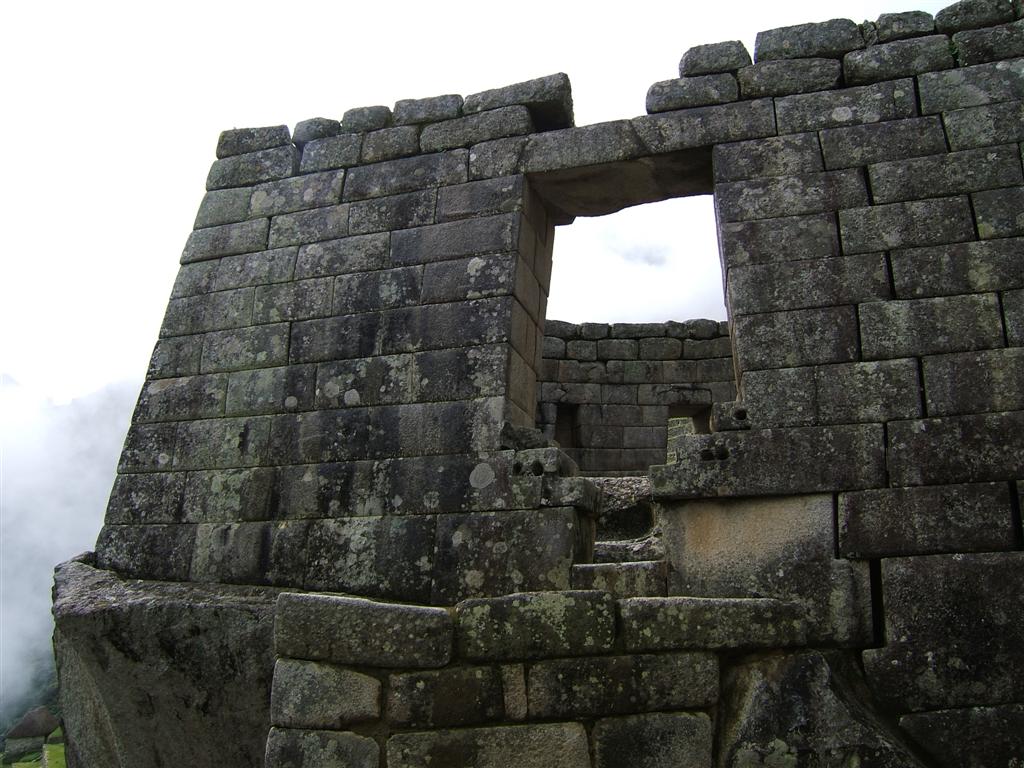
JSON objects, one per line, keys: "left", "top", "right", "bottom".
{"left": 571, "top": 560, "right": 667, "bottom": 598}
{"left": 593, "top": 532, "right": 664, "bottom": 563}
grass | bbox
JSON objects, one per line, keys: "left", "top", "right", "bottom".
{"left": 2, "top": 744, "right": 65, "bottom": 767}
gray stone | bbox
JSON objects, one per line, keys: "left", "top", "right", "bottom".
{"left": 679, "top": 40, "right": 751, "bottom": 75}
{"left": 820, "top": 116, "right": 948, "bottom": 169}
{"left": 1005, "top": 287, "right": 1024, "bottom": 344}
{"left": 360, "top": 125, "right": 420, "bottom": 163}
{"left": 248, "top": 170, "right": 344, "bottom": 217}
{"left": 275, "top": 592, "right": 452, "bottom": 667}
{"left": 593, "top": 713, "right": 712, "bottom": 768}
{"left": 194, "top": 187, "right": 251, "bottom": 229}
{"left": 718, "top": 212, "right": 838, "bottom": 268}
{"left": 712, "top": 132, "right": 823, "bottom": 182}
{"left": 844, "top": 35, "right": 955, "bottom": 85}
{"left": 117, "top": 422, "right": 178, "bottom": 472}
{"left": 754, "top": 18, "right": 864, "bottom": 61}
{"left": 386, "top": 723, "right": 589, "bottom": 768}
{"left": 775, "top": 79, "right": 916, "bottom": 133}
{"left": 944, "top": 99, "right": 1024, "bottom": 150}
{"left": 265, "top": 728, "right": 379, "bottom": 768}
{"left": 935, "top": 0, "right": 1016, "bottom": 33}
{"left": 200, "top": 323, "right": 289, "bottom": 373}
{"left": 95, "top": 523, "right": 196, "bottom": 580}
{"left": 334, "top": 265, "right": 422, "bottom": 313}
{"left": 161, "top": 289, "right": 254, "bottom": 336}
{"left": 646, "top": 74, "right": 738, "bottom": 113}
{"left": 733, "top": 306, "right": 859, "bottom": 370}
{"left": 954, "top": 19, "right": 1024, "bottom": 64}
{"left": 421, "top": 106, "right": 533, "bottom": 153}
{"left": 632, "top": 99, "right": 776, "bottom": 154}
{"left": 455, "top": 591, "right": 615, "bottom": 660}
{"left": 918, "top": 57, "right": 1024, "bottom": 113}
{"left": 182, "top": 467, "right": 275, "bottom": 523}
{"left": 271, "top": 660, "right": 380, "bottom": 729}
{"left": 924, "top": 347, "right": 1024, "bottom": 414}
{"left": 268, "top": 203, "right": 349, "bottom": 247}
{"left": 859, "top": 293, "right": 1004, "bottom": 359}
{"left": 463, "top": 73, "right": 574, "bottom": 131}
{"left": 890, "top": 237, "right": 1024, "bottom": 297}
{"left": 839, "top": 196, "right": 975, "bottom": 254}
{"left": 571, "top": 561, "right": 666, "bottom": 598}
{"left": 207, "top": 146, "right": 298, "bottom": 190}
{"left": 341, "top": 105, "right": 392, "bottom": 132}
{"left": 875, "top": 11, "right": 936, "bottom": 42}
{"left": 682, "top": 337, "right": 730, "bottom": 359}
{"left": 292, "top": 117, "right": 341, "bottom": 147}
{"left": 900, "top": 704, "right": 1024, "bottom": 768}
{"left": 596, "top": 338, "right": 637, "bottom": 360}
{"left": 974, "top": 184, "right": 1024, "bottom": 237}
{"left": 638, "top": 337, "right": 681, "bottom": 359}
{"left": 521, "top": 120, "right": 644, "bottom": 172}
{"left": 344, "top": 150, "right": 468, "bottom": 201}
{"left": 527, "top": 653, "right": 718, "bottom": 718}
{"left": 299, "top": 133, "right": 362, "bottom": 172}
{"left": 468, "top": 136, "right": 529, "bottom": 179}
{"left": 348, "top": 189, "right": 435, "bottom": 234}
{"left": 737, "top": 59, "right": 841, "bottom": 97}
{"left": 190, "top": 520, "right": 309, "bottom": 586}
{"left": 252, "top": 278, "right": 332, "bottom": 323}
{"left": 386, "top": 666, "right": 506, "bottom": 728}
{"left": 376, "top": 297, "right": 513, "bottom": 355}
{"left": 214, "top": 247, "right": 297, "bottom": 290}
{"left": 868, "top": 143, "right": 1022, "bottom": 203}
{"left": 863, "top": 552, "right": 1024, "bottom": 711}
{"left": 225, "top": 364, "right": 316, "bottom": 416}
{"left": 216, "top": 125, "right": 290, "bottom": 158}
{"left": 391, "top": 213, "right": 518, "bottom": 265}
{"left": 294, "top": 233, "right": 389, "bottom": 278}
{"left": 394, "top": 94, "right": 463, "bottom": 125}
{"left": 181, "top": 218, "right": 269, "bottom": 263}
{"left": 436, "top": 176, "right": 522, "bottom": 222}
{"left": 171, "top": 415, "right": 271, "bottom": 470}
{"left": 105, "top": 472, "right": 186, "bottom": 524}
{"left": 149, "top": 336, "right": 201, "bottom": 379}
{"left": 715, "top": 169, "right": 867, "bottom": 222}
{"left": 135, "top": 373, "right": 227, "bottom": 422}
{"left": 838, "top": 482, "right": 1016, "bottom": 557}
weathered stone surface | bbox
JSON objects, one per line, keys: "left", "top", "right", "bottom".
{"left": 838, "top": 482, "right": 1015, "bottom": 557}
{"left": 719, "top": 651, "right": 927, "bottom": 768}
{"left": 632, "top": 99, "right": 776, "bottom": 153}
{"left": 268, "top": 203, "right": 349, "bottom": 247}
{"left": 1005, "top": 287, "right": 1024, "bottom": 344}
{"left": 954, "top": 19, "right": 1024, "bottom": 64}
{"left": 820, "top": 116, "right": 948, "bottom": 169}
{"left": 391, "top": 213, "right": 518, "bottom": 265}
{"left": 718, "top": 212, "right": 838, "bottom": 267}
{"left": 521, "top": 120, "right": 644, "bottom": 172}
{"left": 95, "top": 523, "right": 195, "bottom": 579}
{"left": 463, "top": 73, "right": 574, "bottom": 131}
{"left": 839, "top": 196, "right": 975, "bottom": 254}
{"left": 149, "top": 336, "right": 202, "bottom": 379}
{"left": 935, "top": 0, "right": 1015, "bottom": 33}
{"left": 215, "top": 247, "right": 297, "bottom": 289}
{"left": 275, "top": 592, "right": 452, "bottom": 668}
{"left": 646, "top": 74, "right": 738, "bottom": 113}
{"left": 571, "top": 561, "right": 666, "bottom": 598}
{"left": 394, "top": 94, "right": 463, "bottom": 125}
{"left": 386, "top": 666, "right": 506, "bottom": 728}
{"left": 733, "top": 305, "right": 859, "bottom": 370}
{"left": 252, "top": 278, "right": 331, "bottom": 324}
{"left": 161, "top": 289, "right": 254, "bottom": 336}
{"left": 207, "top": 146, "right": 298, "bottom": 190}
{"left": 216, "top": 125, "right": 290, "bottom": 158}
{"left": 344, "top": 150, "right": 468, "bottom": 201}
{"left": 900, "top": 704, "right": 1024, "bottom": 768}
{"left": 299, "top": 134, "right": 362, "bottom": 172}
{"left": 863, "top": 552, "right": 1024, "bottom": 711}
{"left": 341, "top": 105, "right": 392, "bottom": 132}
{"left": 874, "top": 11, "right": 936, "bottom": 42}
{"left": 360, "top": 125, "right": 420, "bottom": 163}
{"left": 737, "top": 59, "right": 841, "bottom": 97}
{"left": 973, "top": 184, "right": 1024, "bottom": 237}
{"left": 271, "top": 660, "right": 380, "bottom": 729}
{"left": 859, "top": 293, "right": 1003, "bottom": 359}
{"left": 182, "top": 467, "right": 275, "bottom": 523}
{"left": 201, "top": 323, "right": 290, "bottom": 373}
{"left": 890, "top": 237, "right": 1024, "bottom": 297}
{"left": 348, "top": 189, "right": 436, "bottom": 234}
{"left": 468, "top": 136, "right": 528, "bottom": 179}
{"left": 868, "top": 143, "right": 1022, "bottom": 203}
{"left": 887, "top": 411, "right": 1024, "bottom": 484}
{"left": 679, "top": 40, "right": 751, "bottom": 75}
{"left": 619, "top": 596, "right": 807, "bottom": 650}
{"left": 106, "top": 472, "right": 186, "bottom": 524}
{"left": 171, "top": 415, "right": 271, "bottom": 470}
{"left": 421, "top": 106, "right": 533, "bottom": 153}
{"left": 53, "top": 560, "right": 277, "bottom": 768}
{"left": 755, "top": 18, "right": 864, "bottom": 61}
{"left": 924, "top": 347, "right": 1024, "bottom": 414}
{"left": 294, "top": 232, "right": 389, "bottom": 278}
{"left": 292, "top": 117, "right": 340, "bottom": 147}
{"left": 194, "top": 187, "right": 251, "bottom": 229}
{"left": 775, "top": 79, "right": 916, "bottom": 133}
{"left": 249, "top": 170, "right": 344, "bottom": 217}
{"left": 593, "top": 713, "right": 712, "bottom": 768}
{"left": 528, "top": 653, "right": 718, "bottom": 717}
{"left": 918, "top": 57, "right": 1024, "bottom": 113}
{"left": 455, "top": 591, "right": 615, "bottom": 660}
{"left": 844, "top": 35, "right": 954, "bottom": 85}
{"left": 387, "top": 723, "right": 590, "bottom": 768}
{"left": 135, "top": 373, "right": 227, "bottom": 422}
{"left": 265, "top": 728, "right": 379, "bottom": 768}
{"left": 117, "top": 421, "right": 178, "bottom": 472}
{"left": 436, "top": 176, "right": 522, "bottom": 222}
{"left": 712, "top": 132, "right": 822, "bottom": 182}
{"left": 182, "top": 218, "right": 269, "bottom": 263}
{"left": 715, "top": 169, "right": 867, "bottom": 222}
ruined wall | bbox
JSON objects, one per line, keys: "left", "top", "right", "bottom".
{"left": 53, "top": 2, "right": 1024, "bottom": 767}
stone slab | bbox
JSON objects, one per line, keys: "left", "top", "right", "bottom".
{"left": 421, "top": 106, "right": 534, "bottom": 153}
{"left": 733, "top": 305, "right": 859, "bottom": 370}
{"left": 207, "top": 146, "right": 298, "bottom": 190}
{"left": 775, "top": 79, "right": 916, "bottom": 133}
{"left": 715, "top": 169, "right": 867, "bottom": 222}
{"left": 820, "top": 116, "right": 948, "bottom": 169}
{"left": 954, "top": 19, "right": 1024, "bottom": 65}
{"left": 387, "top": 723, "right": 589, "bottom": 768}
{"left": 570, "top": 561, "right": 667, "bottom": 598}
{"left": 265, "top": 728, "right": 378, "bottom": 768}
{"left": 631, "top": 99, "right": 776, "bottom": 154}
{"left": 924, "top": 347, "right": 1024, "bottom": 414}
{"left": 859, "top": 293, "right": 1004, "bottom": 359}
{"left": 942, "top": 98, "right": 1024, "bottom": 150}
{"left": 386, "top": 666, "right": 506, "bottom": 728}
{"left": 593, "top": 713, "right": 712, "bottom": 768}
{"left": 712, "top": 132, "right": 822, "bottom": 183}
{"left": 216, "top": 125, "right": 290, "bottom": 158}
{"left": 867, "top": 143, "right": 1022, "bottom": 203}
{"left": 890, "top": 237, "right": 1024, "bottom": 297}
{"left": 918, "top": 57, "right": 1024, "bottom": 113}
{"left": 754, "top": 18, "right": 864, "bottom": 61}
{"left": 646, "top": 74, "right": 738, "bottom": 113}
{"left": 181, "top": 219, "right": 269, "bottom": 264}
{"left": 737, "top": 59, "right": 841, "bottom": 97}
{"left": 843, "top": 34, "right": 954, "bottom": 85}
{"left": 271, "top": 660, "right": 380, "bottom": 729}
{"left": 839, "top": 196, "right": 975, "bottom": 254}
{"left": 462, "top": 73, "right": 574, "bottom": 131}
{"left": 718, "top": 212, "right": 838, "bottom": 268}
{"left": 935, "top": 0, "right": 1016, "bottom": 34}
{"left": 679, "top": 40, "right": 751, "bottom": 75}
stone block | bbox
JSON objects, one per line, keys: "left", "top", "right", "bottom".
{"left": 268, "top": 203, "right": 349, "bottom": 248}
{"left": 924, "top": 347, "right": 1024, "bottom": 414}
{"left": 737, "top": 59, "right": 841, "bottom": 97}
{"left": 462, "top": 73, "right": 574, "bottom": 131}
{"left": 679, "top": 40, "right": 751, "bottom": 75}
{"left": 265, "top": 728, "right": 378, "bottom": 768}
{"left": 377, "top": 297, "right": 513, "bottom": 355}
{"left": 728, "top": 253, "right": 890, "bottom": 315}
{"left": 207, "top": 146, "right": 298, "bottom": 190}
{"left": 194, "top": 187, "right": 251, "bottom": 229}
{"left": 839, "top": 196, "right": 975, "bottom": 254}
{"left": 713, "top": 132, "right": 822, "bottom": 183}
{"left": 859, "top": 293, "right": 1003, "bottom": 359}
{"left": 521, "top": 120, "right": 644, "bottom": 172}
{"left": 820, "top": 116, "right": 948, "bottom": 169}
{"left": 342, "top": 105, "right": 392, "bottom": 132}
{"left": 890, "top": 237, "right": 1024, "bottom": 298}
{"left": 271, "top": 660, "right": 379, "bottom": 729}
{"left": 571, "top": 561, "right": 667, "bottom": 598}
{"left": 733, "top": 305, "right": 859, "bottom": 370}
{"left": 386, "top": 666, "right": 506, "bottom": 728}
{"left": 596, "top": 338, "right": 637, "bottom": 360}
{"left": 935, "top": 0, "right": 1016, "bottom": 33}
{"left": 900, "top": 704, "right": 1024, "bottom": 768}
{"left": 135, "top": 373, "right": 227, "bottom": 422}
{"left": 593, "top": 713, "right": 712, "bottom": 768}
{"left": 742, "top": 359, "right": 921, "bottom": 427}
{"left": 386, "top": 723, "right": 589, "bottom": 768}
{"left": 718, "top": 212, "right": 838, "bottom": 268}
{"left": 565, "top": 339, "right": 596, "bottom": 361}
{"left": 455, "top": 591, "right": 615, "bottom": 661}
{"left": 249, "top": 170, "right": 345, "bottom": 218}
{"left": 190, "top": 520, "right": 308, "bottom": 586}
{"left": 360, "top": 125, "right": 419, "bottom": 164}
{"left": 542, "top": 335, "right": 565, "bottom": 359}
{"left": 94, "top": 523, "right": 195, "bottom": 580}
{"left": 754, "top": 18, "right": 864, "bottom": 61}
{"left": 181, "top": 467, "right": 275, "bottom": 523}
{"left": 638, "top": 337, "right": 681, "bottom": 360}
{"left": 421, "top": 106, "right": 533, "bottom": 153}
{"left": 715, "top": 169, "right": 867, "bottom": 222}
{"left": 632, "top": 99, "right": 776, "bottom": 154}
{"left": 391, "top": 213, "right": 518, "bottom": 265}
{"left": 299, "top": 133, "right": 362, "bottom": 173}
{"left": 169, "top": 262, "right": 220, "bottom": 302}
{"left": 775, "top": 79, "right": 916, "bottom": 133}
{"left": 527, "top": 652, "right": 718, "bottom": 718}
{"left": 216, "top": 125, "right": 290, "bottom": 158}
{"left": 954, "top": 19, "right": 1024, "bottom": 64}
{"left": 844, "top": 35, "right": 954, "bottom": 85}
{"left": 421, "top": 253, "right": 517, "bottom": 304}
{"left": 645, "top": 74, "right": 738, "bottom": 113}
{"left": 215, "top": 246, "right": 297, "bottom": 289}
{"left": 294, "top": 233, "right": 389, "bottom": 278}
{"left": 105, "top": 472, "right": 186, "bottom": 524}
{"left": 288, "top": 313, "right": 379, "bottom": 364}
{"left": 252, "top": 278, "right": 331, "bottom": 324}
{"left": 225, "top": 364, "right": 315, "bottom": 416}
{"left": 149, "top": 336, "right": 201, "bottom": 379}
{"left": 887, "top": 411, "right": 1024, "bottom": 484}
{"left": 863, "top": 552, "right": 1024, "bottom": 711}
{"left": 344, "top": 150, "right": 467, "bottom": 201}
{"left": 431, "top": 507, "right": 580, "bottom": 603}
{"left": 292, "top": 117, "right": 340, "bottom": 147}
{"left": 838, "top": 482, "right": 1016, "bottom": 557}
{"left": 394, "top": 94, "right": 463, "bottom": 125}
{"left": 468, "top": 136, "right": 528, "bottom": 179}
{"left": 1006, "top": 288, "right": 1024, "bottom": 344}
{"left": 161, "top": 289, "right": 254, "bottom": 337}
{"left": 349, "top": 189, "right": 435, "bottom": 235}
{"left": 181, "top": 218, "right": 269, "bottom": 263}
{"left": 918, "top": 57, "right": 1024, "bottom": 113}
{"left": 974, "top": 185, "right": 1024, "bottom": 237}
{"left": 436, "top": 176, "right": 522, "bottom": 222}
{"left": 869, "top": 143, "right": 1022, "bottom": 203}
{"left": 118, "top": 422, "right": 178, "bottom": 472}
{"left": 275, "top": 592, "right": 452, "bottom": 667}
{"left": 172, "top": 415, "right": 271, "bottom": 469}
{"left": 874, "top": 11, "right": 936, "bottom": 42}
{"left": 619, "top": 596, "right": 807, "bottom": 651}
{"left": 945, "top": 99, "right": 1024, "bottom": 152}
{"left": 200, "top": 323, "right": 290, "bottom": 373}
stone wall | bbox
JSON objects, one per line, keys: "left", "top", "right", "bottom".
{"left": 53, "top": 2, "right": 1024, "bottom": 767}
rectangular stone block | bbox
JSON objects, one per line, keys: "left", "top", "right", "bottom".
{"left": 265, "top": 728, "right": 378, "bottom": 768}
{"left": 974, "top": 185, "right": 1024, "bottom": 238}
{"left": 252, "top": 278, "right": 331, "bottom": 324}
{"left": 190, "top": 520, "right": 308, "bottom": 586}
{"left": 954, "top": 19, "right": 1024, "bottom": 65}
{"left": 436, "top": 176, "right": 523, "bottom": 222}
{"left": 942, "top": 99, "right": 1024, "bottom": 149}
{"left": 386, "top": 666, "right": 507, "bottom": 728}
{"left": 888, "top": 411, "right": 1024, "bottom": 484}
{"left": 161, "top": 288, "right": 254, "bottom": 337}
{"left": 522, "top": 120, "right": 645, "bottom": 172}
{"left": 294, "top": 233, "right": 389, "bottom": 278}
{"left": 873, "top": 11, "right": 936, "bottom": 43}
{"left": 712, "top": 132, "right": 822, "bottom": 182}
{"left": 216, "top": 125, "right": 290, "bottom": 159}
{"left": 527, "top": 653, "right": 718, "bottom": 718}
{"left": 171, "top": 261, "right": 219, "bottom": 298}
{"left": 360, "top": 125, "right": 419, "bottom": 164}
{"left": 718, "top": 212, "right": 839, "bottom": 268}
{"left": 134, "top": 373, "right": 227, "bottom": 422}
{"left": 275, "top": 592, "right": 452, "bottom": 667}
{"left": 348, "top": 189, "right": 435, "bottom": 235}
{"left": 918, "top": 57, "right": 1024, "bottom": 114}
{"left": 924, "top": 347, "right": 1024, "bottom": 415}
{"left": 843, "top": 35, "right": 954, "bottom": 85}
{"left": 593, "top": 713, "right": 712, "bottom": 768}
{"left": 225, "top": 364, "right": 316, "bottom": 416}
{"left": 632, "top": 99, "right": 776, "bottom": 153}
{"left": 839, "top": 196, "right": 975, "bottom": 254}
{"left": 890, "top": 237, "right": 1024, "bottom": 298}
{"left": 733, "top": 306, "right": 859, "bottom": 370}
{"left": 149, "top": 336, "right": 201, "bottom": 379}
{"left": 377, "top": 297, "right": 512, "bottom": 355}
{"left": 394, "top": 93, "right": 463, "bottom": 125}
{"left": 299, "top": 133, "right": 362, "bottom": 172}
{"left": 868, "top": 144, "right": 1023, "bottom": 203}
{"left": 820, "top": 116, "right": 948, "bottom": 169}
{"left": 571, "top": 561, "right": 667, "bottom": 598}
{"left": 105, "top": 472, "right": 186, "bottom": 524}
{"left": 715, "top": 169, "right": 867, "bottom": 222}
{"left": 736, "top": 59, "right": 841, "bottom": 98}
{"left": 742, "top": 359, "right": 921, "bottom": 427}
{"left": 838, "top": 482, "right": 1016, "bottom": 558}
{"left": 272, "top": 660, "right": 380, "bottom": 729}
{"left": 775, "top": 79, "right": 916, "bottom": 133}
{"left": 468, "top": 136, "right": 528, "bottom": 180}
{"left": 181, "top": 218, "right": 269, "bottom": 263}
{"left": 420, "top": 252, "right": 516, "bottom": 304}
{"left": 171, "top": 415, "right": 271, "bottom": 469}
{"left": 646, "top": 73, "right": 739, "bottom": 113}
{"left": 181, "top": 467, "right": 275, "bottom": 523}
{"left": 194, "top": 187, "right": 251, "bottom": 229}
{"left": 248, "top": 170, "right": 344, "bottom": 218}
{"left": 682, "top": 337, "right": 730, "bottom": 359}
{"left": 200, "top": 323, "right": 290, "bottom": 373}
{"left": 1005, "top": 288, "right": 1024, "bottom": 345}
{"left": 463, "top": 73, "right": 573, "bottom": 130}
{"left": 728, "top": 253, "right": 890, "bottom": 315}
{"left": 755, "top": 18, "right": 864, "bottom": 60}
{"left": 387, "top": 724, "right": 590, "bottom": 768}
{"left": 268, "top": 203, "right": 349, "bottom": 248}
{"left": 289, "top": 314, "right": 380, "bottom": 363}
{"left": 421, "top": 106, "right": 534, "bottom": 153}
{"left": 391, "top": 213, "right": 518, "bottom": 265}
{"left": 214, "top": 246, "right": 297, "bottom": 289}
{"left": 94, "top": 523, "right": 195, "bottom": 581}
{"left": 206, "top": 145, "right": 298, "bottom": 190}
{"left": 679, "top": 40, "right": 752, "bottom": 75}
{"left": 859, "top": 293, "right": 1003, "bottom": 359}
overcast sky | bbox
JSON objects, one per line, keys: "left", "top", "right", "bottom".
{"left": 0, "top": 0, "right": 948, "bottom": 717}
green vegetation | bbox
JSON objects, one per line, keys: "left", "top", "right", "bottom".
{"left": 1, "top": 744, "right": 65, "bottom": 767}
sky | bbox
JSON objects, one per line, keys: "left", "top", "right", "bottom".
{"left": 0, "top": 0, "right": 949, "bottom": 721}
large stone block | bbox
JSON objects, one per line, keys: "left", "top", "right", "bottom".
{"left": 268, "top": 203, "right": 350, "bottom": 247}
{"left": 935, "top": 0, "right": 1016, "bottom": 34}
{"left": 462, "top": 73, "right": 574, "bottom": 131}
{"left": 216, "top": 125, "right": 290, "bottom": 159}
{"left": 436, "top": 176, "right": 523, "bottom": 222}
{"left": 386, "top": 723, "right": 590, "bottom": 768}
{"left": 646, "top": 74, "right": 738, "bottom": 113}
{"left": 360, "top": 125, "right": 419, "bottom": 164}
{"left": 712, "top": 132, "right": 822, "bottom": 183}
{"left": 271, "top": 660, "right": 380, "bottom": 729}
{"left": 715, "top": 169, "right": 867, "bottom": 222}
{"left": 215, "top": 246, "right": 297, "bottom": 289}
{"left": 820, "top": 116, "right": 947, "bottom": 169}
{"left": 294, "top": 233, "right": 389, "bottom": 278}
{"left": 194, "top": 187, "right": 251, "bottom": 229}
{"left": 863, "top": 552, "right": 1024, "bottom": 711}
{"left": 190, "top": 520, "right": 308, "bottom": 586}
{"left": 918, "top": 56, "right": 1024, "bottom": 113}
{"left": 386, "top": 666, "right": 506, "bottom": 728}
{"left": 924, "top": 347, "right": 1024, "bottom": 414}
{"left": 343, "top": 150, "right": 468, "bottom": 201}
{"left": 105, "top": 471, "right": 186, "bottom": 524}
{"left": 859, "top": 293, "right": 1004, "bottom": 359}
{"left": 292, "top": 117, "right": 341, "bottom": 147}
{"left": 455, "top": 591, "right": 615, "bottom": 660}
{"left": 868, "top": 143, "right": 1023, "bottom": 203}
{"left": 631, "top": 99, "right": 776, "bottom": 154}
{"left": 206, "top": 146, "right": 298, "bottom": 190}
{"left": 838, "top": 482, "right": 1016, "bottom": 557}
{"left": 755, "top": 18, "right": 864, "bottom": 60}
{"left": 954, "top": 19, "right": 1024, "bottom": 65}
{"left": 521, "top": 120, "right": 644, "bottom": 172}
{"left": 299, "top": 133, "right": 362, "bottom": 173}
{"left": 593, "top": 713, "right": 712, "bottom": 768}
{"left": 843, "top": 35, "right": 954, "bottom": 85}
{"left": 421, "top": 106, "right": 534, "bottom": 153}
{"left": 942, "top": 98, "right": 1024, "bottom": 149}
{"left": 571, "top": 561, "right": 667, "bottom": 598}
{"left": 117, "top": 422, "right": 178, "bottom": 472}
{"left": 872, "top": 11, "right": 936, "bottom": 43}
{"left": 718, "top": 212, "right": 838, "bottom": 268}
{"left": 890, "top": 236, "right": 1024, "bottom": 298}
{"left": 348, "top": 189, "right": 436, "bottom": 235}
{"left": 839, "top": 196, "right": 975, "bottom": 254}
{"left": 775, "top": 79, "right": 916, "bottom": 133}
{"left": 134, "top": 373, "right": 228, "bottom": 422}
{"left": 94, "top": 523, "right": 196, "bottom": 580}
{"left": 161, "top": 289, "right": 254, "bottom": 337}
{"left": 973, "top": 185, "right": 1024, "bottom": 238}
{"left": 391, "top": 213, "right": 518, "bottom": 265}
{"left": 182, "top": 467, "right": 275, "bottom": 523}
{"left": 468, "top": 135, "right": 529, "bottom": 179}
{"left": 289, "top": 314, "right": 380, "bottom": 364}
{"left": 275, "top": 592, "right": 452, "bottom": 668}
{"left": 181, "top": 219, "right": 270, "bottom": 263}
{"left": 252, "top": 277, "right": 332, "bottom": 323}
{"left": 172, "top": 415, "right": 271, "bottom": 469}
{"left": 737, "top": 59, "right": 841, "bottom": 97}
{"left": 393, "top": 93, "right": 464, "bottom": 125}
{"left": 264, "top": 728, "right": 378, "bottom": 768}
{"left": 1005, "top": 287, "right": 1024, "bottom": 344}
{"left": 679, "top": 40, "right": 751, "bottom": 75}
{"left": 733, "top": 306, "right": 859, "bottom": 370}
{"left": 900, "top": 704, "right": 1024, "bottom": 768}
{"left": 376, "top": 298, "right": 513, "bottom": 355}
{"left": 420, "top": 252, "right": 517, "bottom": 304}
{"left": 248, "top": 170, "right": 344, "bottom": 217}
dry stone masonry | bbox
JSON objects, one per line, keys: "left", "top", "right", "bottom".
{"left": 53, "top": 1, "right": 1024, "bottom": 766}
